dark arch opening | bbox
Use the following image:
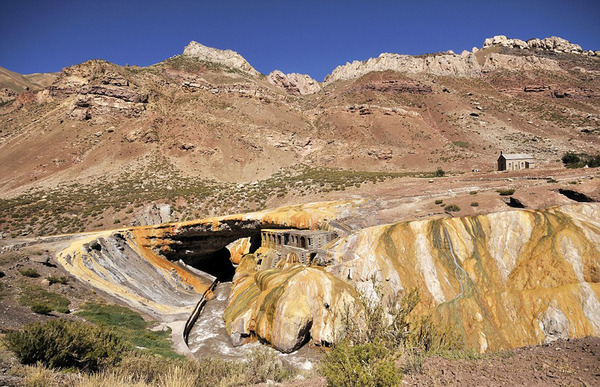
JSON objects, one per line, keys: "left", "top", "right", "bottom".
{"left": 186, "top": 246, "right": 236, "bottom": 282}
{"left": 558, "top": 189, "right": 595, "bottom": 203}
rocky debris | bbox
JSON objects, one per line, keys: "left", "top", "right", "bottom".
{"left": 123, "top": 128, "right": 159, "bottom": 143}
{"left": 183, "top": 41, "right": 260, "bottom": 76}
{"left": 132, "top": 203, "right": 173, "bottom": 226}
{"left": 524, "top": 85, "right": 551, "bottom": 92}
{"left": 0, "top": 88, "right": 17, "bottom": 97}
{"left": 360, "top": 79, "right": 432, "bottom": 94}
{"left": 28, "top": 252, "right": 54, "bottom": 266}
{"left": 182, "top": 79, "right": 280, "bottom": 101}
{"left": 483, "top": 35, "right": 597, "bottom": 55}
{"left": 180, "top": 142, "right": 195, "bottom": 151}
{"left": 366, "top": 149, "right": 392, "bottom": 160}
{"left": 267, "top": 70, "right": 322, "bottom": 95}
{"left": 347, "top": 104, "right": 419, "bottom": 117}
{"left": 552, "top": 90, "right": 570, "bottom": 98}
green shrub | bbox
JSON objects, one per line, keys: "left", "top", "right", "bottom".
{"left": 321, "top": 340, "right": 402, "bottom": 387}
{"left": 19, "top": 285, "right": 70, "bottom": 314}
{"left": 321, "top": 286, "right": 463, "bottom": 384}
{"left": 561, "top": 151, "right": 580, "bottom": 165}
{"left": 46, "top": 275, "right": 68, "bottom": 285}
{"left": 434, "top": 199, "right": 443, "bottom": 205}
{"left": 434, "top": 167, "right": 445, "bottom": 177}
{"left": 19, "top": 268, "right": 40, "bottom": 278}
{"left": 469, "top": 191, "right": 478, "bottom": 195}
{"left": 452, "top": 141, "right": 469, "bottom": 148}
{"left": 77, "top": 302, "right": 180, "bottom": 358}
{"left": 561, "top": 151, "right": 600, "bottom": 168}
{"left": 470, "top": 202, "right": 479, "bottom": 207}
{"left": 30, "top": 304, "right": 53, "bottom": 315}
{"left": 496, "top": 188, "right": 515, "bottom": 196}
{"left": 3, "top": 319, "right": 126, "bottom": 372}
{"left": 445, "top": 204, "right": 461, "bottom": 212}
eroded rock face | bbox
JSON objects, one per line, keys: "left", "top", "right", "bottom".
{"left": 322, "top": 203, "right": 600, "bottom": 352}
{"left": 183, "top": 41, "right": 260, "bottom": 76}
{"left": 47, "top": 60, "right": 148, "bottom": 120}
{"left": 223, "top": 254, "right": 362, "bottom": 353}
{"left": 325, "top": 52, "right": 482, "bottom": 82}
{"left": 131, "top": 203, "right": 172, "bottom": 226}
{"left": 483, "top": 35, "right": 588, "bottom": 54}
{"left": 55, "top": 201, "right": 600, "bottom": 354}
{"left": 324, "top": 35, "right": 594, "bottom": 83}
{"left": 267, "top": 70, "right": 322, "bottom": 95}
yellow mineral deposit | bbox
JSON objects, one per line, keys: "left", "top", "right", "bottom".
{"left": 55, "top": 201, "right": 600, "bottom": 354}
{"left": 324, "top": 203, "right": 600, "bottom": 352}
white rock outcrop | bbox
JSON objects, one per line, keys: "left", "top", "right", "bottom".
{"left": 483, "top": 35, "right": 586, "bottom": 54}
{"left": 324, "top": 35, "right": 595, "bottom": 83}
{"left": 325, "top": 52, "right": 481, "bottom": 83}
{"left": 183, "top": 41, "right": 260, "bottom": 76}
{"left": 267, "top": 70, "right": 321, "bottom": 95}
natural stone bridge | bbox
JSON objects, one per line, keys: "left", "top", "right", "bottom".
{"left": 55, "top": 200, "right": 600, "bottom": 355}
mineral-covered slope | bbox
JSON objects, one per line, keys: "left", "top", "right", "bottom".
{"left": 55, "top": 200, "right": 361, "bottom": 318}
{"left": 223, "top": 255, "right": 361, "bottom": 353}
{"left": 54, "top": 199, "right": 600, "bottom": 353}
{"left": 322, "top": 203, "right": 600, "bottom": 352}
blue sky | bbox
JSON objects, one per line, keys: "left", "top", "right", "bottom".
{"left": 1, "top": 0, "right": 599, "bottom": 81}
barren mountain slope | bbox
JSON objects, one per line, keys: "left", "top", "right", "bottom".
{"left": 0, "top": 36, "right": 599, "bottom": 237}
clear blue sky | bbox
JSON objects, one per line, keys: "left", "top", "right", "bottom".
{"left": 1, "top": 0, "right": 599, "bottom": 81}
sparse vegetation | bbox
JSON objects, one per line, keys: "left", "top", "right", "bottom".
{"left": 435, "top": 167, "right": 445, "bottom": 177}
{"left": 18, "top": 284, "right": 70, "bottom": 314}
{"left": 3, "top": 320, "right": 126, "bottom": 372}
{"left": 452, "top": 141, "right": 469, "bottom": 148}
{"left": 445, "top": 204, "right": 461, "bottom": 212}
{"left": 0, "top": 158, "right": 442, "bottom": 238}
{"left": 561, "top": 151, "right": 600, "bottom": 168}
{"left": 321, "top": 288, "right": 462, "bottom": 386}
{"left": 470, "top": 202, "right": 479, "bottom": 207}
{"left": 76, "top": 302, "right": 180, "bottom": 358}
{"left": 435, "top": 199, "right": 444, "bottom": 205}
{"left": 497, "top": 188, "right": 515, "bottom": 196}
{"left": 18, "top": 268, "right": 40, "bottom": 278}
{"left": 46, "top": 275, "right": 69, "bottom": 285}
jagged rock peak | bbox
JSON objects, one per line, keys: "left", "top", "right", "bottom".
{"left": 183, "top": 41, "right": 260, "bottom": 76}
{"left": 267, "top": 70, "right": 321, "bottom": 95}
{"left": 482, "top": 35, "right": 598, "bottom": 55}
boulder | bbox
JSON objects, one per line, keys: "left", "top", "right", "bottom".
{"left": 224, "top": 254, "right": 363, "bottom": 353}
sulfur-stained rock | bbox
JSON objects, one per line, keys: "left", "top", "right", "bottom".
{"left": 224, "top": 254, "right": 363, "bottom": 353}
{"left": 323, "top": 203, "right": 600, "bottom": 352}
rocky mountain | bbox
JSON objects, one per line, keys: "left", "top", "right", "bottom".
{"left": 0, "top": 35, "right": 599, "bottom": 237}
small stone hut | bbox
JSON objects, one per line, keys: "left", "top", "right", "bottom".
{"left": 497, "top": 151, "right": 535, "bottom": 171}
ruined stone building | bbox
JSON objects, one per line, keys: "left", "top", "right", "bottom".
{"left": 260, "top": 229, "right": 338, "bottom": 267}
{"left": 497, "top": 151, "right": 535, "bottom": 171}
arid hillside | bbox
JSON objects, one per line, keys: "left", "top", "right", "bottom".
{"left": 1, "top": 36, "right": 599, "bottom": 237}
